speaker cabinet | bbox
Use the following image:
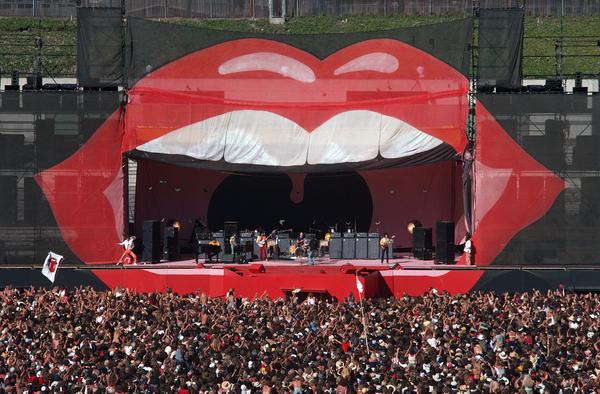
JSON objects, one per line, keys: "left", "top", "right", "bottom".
{"left": 329, "top": 233, "right": 342, "bottom": 259}
{"left": 436, "top": 221, "right": 454, "bottom": 242}
{"left": 435, "top": 221, "right": 455, "bottom": 264}
{"left": 240, "top": 232, "right": 255, "bottom": 258}
{"left": 413, "top": 227, "right": 432, "bottom": 260}
{"left": 355, "top": 233, "right": 368, "bottom": 259}
{"left": 367, "top": 233, "right": 380, "bottom": 259}
{"left": 413, "top": 248, "right": 433, "bottom": 260}
{"left": 142, "top": 220, "right": 162, "bottom": 263}
{"left": 224, "top": 221, "right": 238, "bottom": 237}
{"left": 278, "top": 237, "right": 293, "bottom": 257}
{"left": 435, "top": 244, "right": 455, "bottom": 264}
{"left": 342, "top": 232, "right": 356, "bottom": 259}
{"left": 163, "top": 226, "right": 180, "bottom": 261}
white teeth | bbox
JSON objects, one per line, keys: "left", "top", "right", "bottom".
{"left": 223, "top": 110, "right": 309, "bottom": 166}
{"left": 136, "top": 112, "right": 229, "bottom": 161}
{"left": 307, "top": 111, "right": 381, "bottom": 164}
{"left": 379, "top": 114, "right": 444, "bottom": 159}
{"left": 137, "top": 110, "right": 444, "bottom": 166}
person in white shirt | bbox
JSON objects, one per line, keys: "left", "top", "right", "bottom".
{"left": 229, "top": 234, "right": 238, "bottom": 256}
{"left": 117, "top": 236, "right": 137, "bottom": 265}
{"left": 464, "top": 233, "right": 473, "bottom": 265}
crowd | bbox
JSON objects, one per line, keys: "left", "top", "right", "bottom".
{"left": 1, "top": 286, "right": 600, "bottom": 393}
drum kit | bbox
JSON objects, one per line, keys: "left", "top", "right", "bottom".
{"left": 267, "top": 233, "right": 324, "bottom": 259}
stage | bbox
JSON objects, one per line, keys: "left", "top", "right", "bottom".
{"left": 3, "top": 252, "right": 600, "bottom": 297}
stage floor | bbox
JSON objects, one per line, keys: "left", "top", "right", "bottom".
{"left": 146, "top": 252, "right": 453, "bottom": 270}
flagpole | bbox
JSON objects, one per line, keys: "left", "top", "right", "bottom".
{"left": 356, "top": 274, "right": 370, "bottom": 354}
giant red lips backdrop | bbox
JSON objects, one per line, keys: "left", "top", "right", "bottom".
{"left": 33, "top": 37, "right": 565, "bottom": 294}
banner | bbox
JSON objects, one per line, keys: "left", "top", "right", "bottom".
{"left": 42, "top": 252, "right": 64, "bottom": 283}
{"left": 478, "top": 9, "right": 524, "bottom": 89}
{"left": 77, "top": 7, "right": 123, "bottom": 88}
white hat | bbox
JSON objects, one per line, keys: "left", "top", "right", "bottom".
{"left": 499, "top": 352, "right": 508, "bottom": 360}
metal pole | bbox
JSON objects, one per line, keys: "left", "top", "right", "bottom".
{"left": 32, "top": 0, "right": 35, "bottom": 17}
{"left": 557, "top": 0, "right": 564, "bottom": 81}
{"left": 122, "top": 0, "right": 127, "bottom": 90}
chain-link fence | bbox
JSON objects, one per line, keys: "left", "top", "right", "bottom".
{"left": 0, "top": 0, "right": 599, "bottom": 18}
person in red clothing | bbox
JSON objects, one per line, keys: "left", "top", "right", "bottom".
{"left": 256, "top": 232, "right": 268, "bottom": 260}
{"left": 117, "top": 236, "right": 137, "bottom": 265}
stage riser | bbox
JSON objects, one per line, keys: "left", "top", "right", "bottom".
{"left": 1, "top": 267, "right": 599, "bottom": 299}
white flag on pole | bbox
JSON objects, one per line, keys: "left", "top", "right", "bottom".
{"left": 355, "top": 276, "right": 364, "bottom": 296}
{"left": 42, "top": 252, "right": 64, "bottom": 283}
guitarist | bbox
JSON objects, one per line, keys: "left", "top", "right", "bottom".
{"left": 379, "top": 233, "right": 393, "bottom": 264}
{"left": 256, "top": 232, "right": 268, "bottom": 261}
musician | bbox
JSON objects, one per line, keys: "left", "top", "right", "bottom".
{"left": 117, "top": 235, "right": 137, "bottom": 265}
{"left": 308, "top": 236, "right": 319, "bottom": 265}
{"left": 206, "top": 237, "right": 221, "bottom": 263}
{"left": 380, "top": 233, "right": 392, "bottom": 264}
{"left": 256, "top": 232, "right": 268, "bottom": 261}
{"left": 297, "top": 232, "right": 306, "bottom": 258}
{"left": 229, "top": 234, "right": 238, "bottom": 256}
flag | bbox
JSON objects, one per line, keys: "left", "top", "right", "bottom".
{"left": 42, "top": 252, "right": 63, "bottom": 283}
{"left": 355, "top": 276, "right": 364, "bottom": 296}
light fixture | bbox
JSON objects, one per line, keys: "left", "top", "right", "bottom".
{"left": 407, "top": 220, "right": 422, "bottom": 234}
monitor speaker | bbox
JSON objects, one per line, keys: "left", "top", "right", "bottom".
{"left": 339, "top": 263, "right": 357, "bottom": 274}
{"left": 142, "top": 220, "right": 162, "bottom": 263}
{"left": 249, "top": 263, "right": 265, "bottom": 273}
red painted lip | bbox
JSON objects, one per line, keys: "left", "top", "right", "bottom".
{"left": 34, "top": 38, "right": 565, "bottom": 295}
{"left": 123, "top": 39, "right": 469, "bottom": 152}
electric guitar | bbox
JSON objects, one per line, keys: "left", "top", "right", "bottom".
{"left": 380, "top": 235, "right": 395, "bottom": 250}
{"left": 256, "top": 231, "right": 276, "bottom": 247}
